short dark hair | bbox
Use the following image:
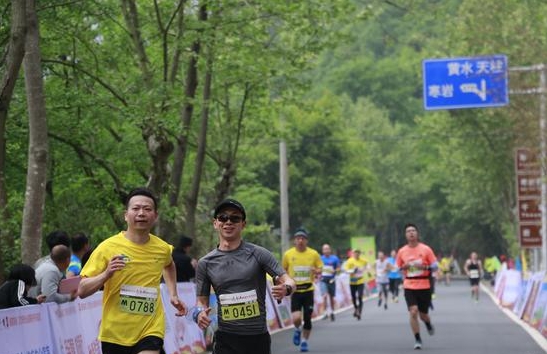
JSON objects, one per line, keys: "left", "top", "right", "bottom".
{"left": 45, "top": 230, "right": 70, "bottom": 251}
{"left": 125, "top": 187, "right": 158, "bottom": 211}
{"left": 404, "top": 223, "right": 419, "bottom": 233}
{"left": 71, "top": 232, "right": 89, "bottom": 253}
{"left": 176, "top": 235, "right": 193, "bottom": 251}
{"left": 8, "top": 264, "right": 36, "bottom": 286}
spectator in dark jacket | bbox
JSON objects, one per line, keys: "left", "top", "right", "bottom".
{"left": 0, "top": 264, "right": 46, "bottom": 309}
{"left": 172, "top": 235, "right": 197, "bottom": 282}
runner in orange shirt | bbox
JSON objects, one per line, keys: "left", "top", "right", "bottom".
{"left": 396, "top": 223, "right": 438, "bottom": 350}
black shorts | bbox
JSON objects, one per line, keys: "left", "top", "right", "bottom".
{"left": 469, "top": 277, "right": 480, "bottom": 286}
{"left": 290, "top": 290, "right": 315, "bottom": 313}
{"left": 101, "top": 336, "right": 165, "bottom": 354}
{"left": 404, "top": 288, "right": 432, "bottom": 314}
{"left": 213, "top": 331, "right": 271, "bottom": 354}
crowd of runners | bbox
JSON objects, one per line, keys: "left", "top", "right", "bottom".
{"left": 0, "top": 187, "right": 493, "bottom": 354}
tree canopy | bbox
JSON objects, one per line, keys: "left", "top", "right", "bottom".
{"left": 1, "top": 0, "right": 546, "bottom": 278}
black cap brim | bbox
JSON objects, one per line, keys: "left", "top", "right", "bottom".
{"left": 213, "top": 199, "right": 246, "bottom": 220}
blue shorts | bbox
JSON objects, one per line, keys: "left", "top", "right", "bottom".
{"left": 320, "top": 279, "right": 336, "bottom": 297}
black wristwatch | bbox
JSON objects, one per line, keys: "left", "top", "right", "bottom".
{"left": 285, "top": 284, "right": 293, "bottom": 296}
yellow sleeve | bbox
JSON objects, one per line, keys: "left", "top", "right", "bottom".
{"left": 282, "top": 251, "right": 289, "bottom": 271}
{"left": 315, "top": 252, "right": 323, "bottom": 268}
{"left": 344, "top": 258, "right": 353, "bottom": 271}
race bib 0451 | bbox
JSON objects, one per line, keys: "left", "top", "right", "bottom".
{"left": 218, "top": 290, "right": 260, "bottom": 321}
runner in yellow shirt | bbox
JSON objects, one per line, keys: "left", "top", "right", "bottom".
{"left": 282, "top": 228, "right": 323, "bottom": 353}
{"left": 344, "top": 249, "right": 369, "bottom": 320}
{"left": 79, "top": 187, "right": 187, "bottom": 354}
{"left": 439, "top": 255, "right": 452, "bottom": 286}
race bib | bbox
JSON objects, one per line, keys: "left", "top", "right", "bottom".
{"left": 350, "top": 267, "right": 364, "bottom": 283}
{"left": 293, "top": 265, "right": 312, "bottom": 282}
{"left": 322, "top": 265, "right": 335, "bottom": 277}
{"left": 407, "top": 260, "right": 425, "bottom": 277}
{"left": 219, "top": 290, "right": 260, "bottom": 321}
{"left": 119, "top": 285, "right": 157, "bottom": 316}
{"left": 469, "top": 269, "right": 480, "bottom": 279}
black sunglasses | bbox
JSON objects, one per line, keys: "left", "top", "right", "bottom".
{"left": 216, "top": 214, "right": 244, "bottom": 223}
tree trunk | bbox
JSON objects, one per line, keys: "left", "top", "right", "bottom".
{"left": 121, "top": 0, "right": 173, "bottom": 209}
{"left": 0, "top": 0, "right": 27, "bottom": 282}
{"left": 163, "top": 3, "right": 208, "bottom": 239}
{"left": 20, "top": 0, "right": 48, "bottom": 265}
{"left": 185, "top": 47, "right": 213, "bottom": 238}
{"left": 213, "top": 83, "right": 250, "bottom": 204}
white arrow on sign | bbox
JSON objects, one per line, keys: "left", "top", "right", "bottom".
{"left": 460, "top": 79, "right": 486, "bottom": 101}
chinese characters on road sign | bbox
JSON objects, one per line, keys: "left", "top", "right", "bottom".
{"left": 423, "top": 55, "right": 508, "bottom": 110}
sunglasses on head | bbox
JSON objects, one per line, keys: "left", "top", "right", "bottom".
{"left": 216, "top": 214, "right": 244, "bottom": 223}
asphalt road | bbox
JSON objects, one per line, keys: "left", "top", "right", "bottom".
{"left": 270, "top": 279, "right": 547, "bottom": 354}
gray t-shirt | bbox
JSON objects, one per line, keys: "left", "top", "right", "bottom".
{"left": 195, "top": 241, "right": 285, "bottom": 335}
{"left": 29, "top": 258, "right": 72, "bottom": 303}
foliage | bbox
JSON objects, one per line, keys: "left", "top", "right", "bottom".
{"left": 1, "top": 0, "right": 546, "bottom": 271}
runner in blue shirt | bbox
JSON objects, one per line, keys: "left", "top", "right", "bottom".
{"left": 387, "top": 249, "right": 403, "bottom": 303}
{"left": 320, "top": 244, "right": 341, "bottom": 321}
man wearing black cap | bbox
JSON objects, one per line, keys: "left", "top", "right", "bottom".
{"left": 193, "top": 198, "right": 296, "bottom": 354}
{"left": 282, "top": 228, "right": 323, "bottom": 353}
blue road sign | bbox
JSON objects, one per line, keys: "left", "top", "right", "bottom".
{"left": 423, "top": 55, "right": 509, "bottom": 110}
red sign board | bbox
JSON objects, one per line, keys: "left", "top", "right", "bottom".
{"left": 515, "top": 148, "right": 543, "bottom": 248}
{"left": 516, "top": 172, "right": 542, "bottom": 198}
{"left": 518, "top": 198, "right": 542, "bottom": 222}
{"left": 515, "top": 148, "right": 540, "bottom": 172}
{"left": 519, "top": 223, "right": 543, "bottom": 248}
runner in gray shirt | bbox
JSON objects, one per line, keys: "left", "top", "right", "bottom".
{"left": 193, "top": 199, "right": 296, "bottom": 354}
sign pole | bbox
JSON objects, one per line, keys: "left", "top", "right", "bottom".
{"left": 279, "top": 138, "right": 290, "bottom": 254}
{"left": 510, "top": 64, "right": 547, "bottom": 271}
{"left": 539, "top": 65, "right": 546, "bottom": 272}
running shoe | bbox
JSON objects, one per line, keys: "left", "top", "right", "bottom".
{"left": 378, "top": 298, "right": 382, "bottom": 307}
{"left": 330, "top": 313, "right": 335, "bottom": 321}
{"left": 384, "top": 303, "right": 387, "bottom": 310}
{"left": 300, "top": 341, "right": 309, "bottom": 352}
{"left": 414, "top": 340, "right": 422, "bottom": 350}
{"left": 293, "top": 329, "right": 301, "bottom": 346}
{"left": 427, "top": 324, "right": 435, "bottom": 336}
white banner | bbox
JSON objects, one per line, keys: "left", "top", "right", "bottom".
{"left": 497, "top": 269, "right": 523, "bottom": 309}
{"left": 0, "top": 302, "right": 52, "bottom": 354}
{"left": 161, "top": 283, "right": 206, "bottom": 354}
{"left": 47, "top": 293, "right": 103, "bottom": 354}
{"left": 0, "top": 277, "right": 360, "bottom": 353}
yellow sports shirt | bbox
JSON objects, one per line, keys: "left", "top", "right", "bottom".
{"left": 344, "top": 257, "right": 368, "bottom": 285}
{"left": 282, "top": 247, "right": 323, "bottom": 293}
{"left": 80, "top": 232, "right": 173, "bottom": 346}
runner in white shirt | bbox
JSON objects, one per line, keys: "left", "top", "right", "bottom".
{"left": 375, "top": 251, "right": 391, "bottom": 310}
